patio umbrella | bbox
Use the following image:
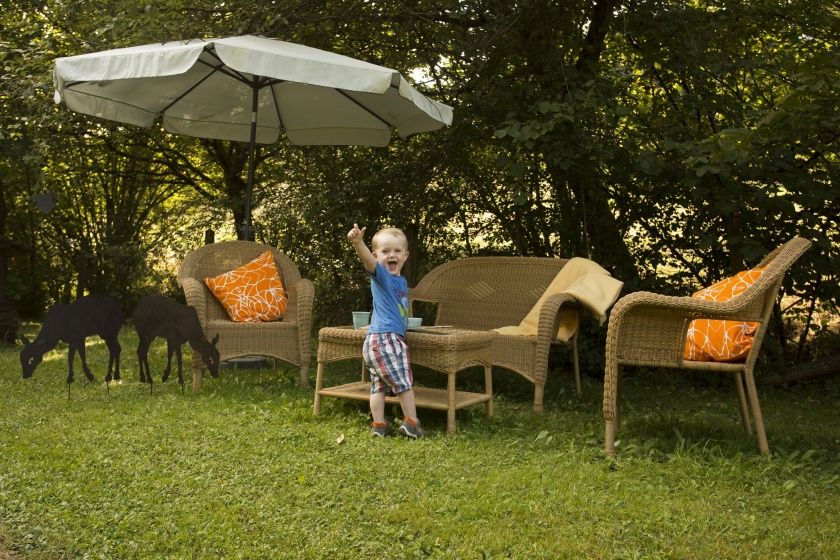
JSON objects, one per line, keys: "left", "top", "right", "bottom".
{"left": 53, "top": 35, "right": 453, "bottom": 237}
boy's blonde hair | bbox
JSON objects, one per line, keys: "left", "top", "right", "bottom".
{"left": 371, "top": 227, "right": 408, "bottom": 250}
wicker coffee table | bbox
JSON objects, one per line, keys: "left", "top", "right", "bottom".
{"left": 313, "top": 326, "right": 493, "bottom": 434}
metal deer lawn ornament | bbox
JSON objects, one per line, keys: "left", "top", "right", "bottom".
{"left": 20, "top": 294, "right": 123, "bottom": 386}
{"left": 132, "top": 294, "right": 220, "bottom": 392}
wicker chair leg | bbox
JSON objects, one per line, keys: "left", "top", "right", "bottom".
{"left": 603, "top": 362, "right": 619, "bottom": 456}
{"left": 571, "top": 334, "right": 582, "bottom": 395}
{"left": 484, "top": 365, "right": 494, "bottom": 417}
{"left": 298, "top": 364, "right": 309, "bottom": 388}
{"left": 614, "top": 365, "right": 623, "bottom": 431}
{"left": 533, "top": 384, "right": 545, "bottom": 413}
{"left": 191, "top": 350, "right": 203, "bottom": 392}
{"left": 605, "top": 420, "right": 617, "bottom": 457}
{"left": 733, "top": 372, "right": 753, "bottom": 434}
{"left": 313, "top": 362, "right": 324, "bottom": 415}
{"left": 743, "top": 370, "right": 770, "bottom": 455}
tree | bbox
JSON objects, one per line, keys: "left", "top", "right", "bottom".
{"left": 29, "top": 125, "right": 198, "bottom": 309}
{"left": 2, "top": 0, "right": 835, "bottom": 362}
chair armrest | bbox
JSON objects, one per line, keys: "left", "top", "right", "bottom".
{"left": 295, "top": 278, "right": 315, "bottom": 324}
{"left": 612, "top": 291, "right": 763, "bottom": 324}
{"left": 287, "top": 278, "right": 314, "bottom": 326}
{"left": 607, "top": 291, "right": 765, "bottom": 368}
{"left": 289, "top": 278, "right": 315, "bottom": 372}
{"left": 529, "top": 292, "right": 580, "bottom": 388}
{"left": 536, "top": 293, "right": 580, "bottom": 342}
{"left": 181, "top": 277, "right": 209, "bottom": 324}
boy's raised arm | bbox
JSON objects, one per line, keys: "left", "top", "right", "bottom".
{"left": 347, "top": 223, "right": 377, "bottom": 273}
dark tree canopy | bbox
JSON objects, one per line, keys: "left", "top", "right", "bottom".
{"left": 1, "top": 0, "right": 836, "bottom": 366}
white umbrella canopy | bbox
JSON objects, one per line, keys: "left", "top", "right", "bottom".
{"left": 53, "top": 35, "right": 454, "bottom": 235}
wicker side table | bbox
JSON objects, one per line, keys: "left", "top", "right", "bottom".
{"left": 313, "top": 326, "right": 493, "bottom": 434}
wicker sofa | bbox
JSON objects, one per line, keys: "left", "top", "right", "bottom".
{"left": 177, "top": 241, "right": 315, "bottom": 391}
{"left": 409, "top": 256, "right": 586, "bottom": 411}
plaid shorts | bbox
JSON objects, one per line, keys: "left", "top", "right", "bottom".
{"left": 363, "top": 332, "right": 414, "bottom": 396}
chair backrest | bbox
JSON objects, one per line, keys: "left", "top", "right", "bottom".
{"left": 741, "top": 236, "right": 812, "bottom": 366}
{"left": 410, "top": 256, "right": 570, "bottom": 330}
{"left": 178, "top": 241, "right": 302, "bottom": 322}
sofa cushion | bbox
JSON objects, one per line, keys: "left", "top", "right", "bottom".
{"left": 204, "top": 250, "right": 287, "bottom": 322}
{"left": 684, "top": 268, "right": 763, "bottom": 362}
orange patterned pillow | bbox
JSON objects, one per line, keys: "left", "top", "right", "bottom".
{"left": 684, "top": 268, "right": 764, "bottom": 362}
{"left": 204, "top": 250, "right": 287, "bottom": 322}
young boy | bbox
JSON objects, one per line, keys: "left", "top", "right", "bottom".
{"left": 347, "top": 223, "right": 424, "bottom": 438}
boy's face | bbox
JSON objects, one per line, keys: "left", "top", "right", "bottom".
{"left": 372, "top": 233, "right": 409, "bottom": 275}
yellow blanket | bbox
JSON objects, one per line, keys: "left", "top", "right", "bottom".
{"left": 493, "top": 257, "right": 624, "bottom": 342}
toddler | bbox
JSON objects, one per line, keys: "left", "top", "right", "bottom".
{"left": 347, "top": 223, "right": 424, "bottom": 438}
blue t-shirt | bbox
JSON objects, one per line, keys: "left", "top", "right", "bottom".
{"left": 367, "top": 262, "right": 408, "bottom": 336}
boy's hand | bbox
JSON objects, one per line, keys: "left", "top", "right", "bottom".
{"left": 348, "top": 223, "right": 376, "bottom": 272}
{"left": 347, "top": 223, "right": 366, "bottom": 243}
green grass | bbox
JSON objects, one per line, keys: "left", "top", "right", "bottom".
{"left": 1, "top": 326, "right": 839, "bottom": 559}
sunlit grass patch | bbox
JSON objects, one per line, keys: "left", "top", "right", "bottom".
{"left": 1, "top": 327, "right": 839, "bottom": 559}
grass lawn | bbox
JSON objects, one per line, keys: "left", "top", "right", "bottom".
{"left": 1, "top": 325, "right": 839, "bottom": 559}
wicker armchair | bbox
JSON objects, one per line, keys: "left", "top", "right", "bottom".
{"left": 603, "top": 236, "right": 811, "bottom": 456}
{"left": 177, "top": 241, "right": 314, "bottom": 391}
{"left": 409, "top": 256, "right": 584, "bottom": 411}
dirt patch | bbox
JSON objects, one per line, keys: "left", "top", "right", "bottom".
{"left": 0, "top": 543, "right": 21, "bottom": 559}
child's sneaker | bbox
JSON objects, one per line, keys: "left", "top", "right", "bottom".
{"left": 371, "top": 422, "right": 390, "bottom": 437}
{"left": 398, "top": 418, "right": 425, "bottom": 439}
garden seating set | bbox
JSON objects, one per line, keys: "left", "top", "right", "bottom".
{"left": 177, "top": 236, "right": 811, "bottom": 455}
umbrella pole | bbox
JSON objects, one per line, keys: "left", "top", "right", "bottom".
{"left": 242, "top": 82, "right": 259, "bottom": 241}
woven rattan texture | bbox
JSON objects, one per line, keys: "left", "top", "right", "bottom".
{"left": 314, "top": 326, "right": 493, "bottom": 434}
{"left": 409, "top": 256, "right": 582, "bottom": 411}
{"left": 318, "top": 326, "right": 492, "bottom": 372}
{"left": 601, "top": 236, "right": 812, "bottom": 456}
{"left": 178, "top": 241, "right": 314, "bottom": 390}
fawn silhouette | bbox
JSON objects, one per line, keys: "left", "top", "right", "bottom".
{"left": 132, "top": 294, "right": 220, "bottom": 388}
{"left": 20, "top": 294, "right": 123, "bottom": 383}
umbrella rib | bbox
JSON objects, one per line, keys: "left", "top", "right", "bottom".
{"left": 270, "top": 83, "right": 286, "bottom": 132}
{"left": 159, "top": 64, "right": 223, "bottom": 114}
{"left": 336, "top": 90, "right": 394, "bottom": 129}
{"left": 199, "top": 46, "right": 253, "bottom": 85}
{"left": 60, "top": 88, "right": 159, "bottom": 118}
{"left": 196, "top": 58, "right": 251, "bottom": 84}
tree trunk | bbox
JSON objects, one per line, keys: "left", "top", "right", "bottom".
{"left": 581, "top": 182, "right": 639, "bottom": 283}
{"left": 202, "top": 140, "right": 252, "bottom": 240}
{"left": 761, "top": 354, "right": 840, "bottom": 385}
{"left": 549, "top": 165, "right": 639, "bottom": 283}
{"left": 0, "top": 177, "right": 7, "bottom": 236}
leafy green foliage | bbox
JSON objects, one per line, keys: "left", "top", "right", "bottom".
{"left": 0, "top": 0, "right": 835, "bottom": 364}
{"left": 609, "top": 0, "right": 838, "bottom": 289}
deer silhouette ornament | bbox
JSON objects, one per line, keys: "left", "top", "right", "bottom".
{"left": 132, "top": 294, "right": 220, "bottom": 387}
{"left": 20, "top": 294, "right": 123, "bottom": 383}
